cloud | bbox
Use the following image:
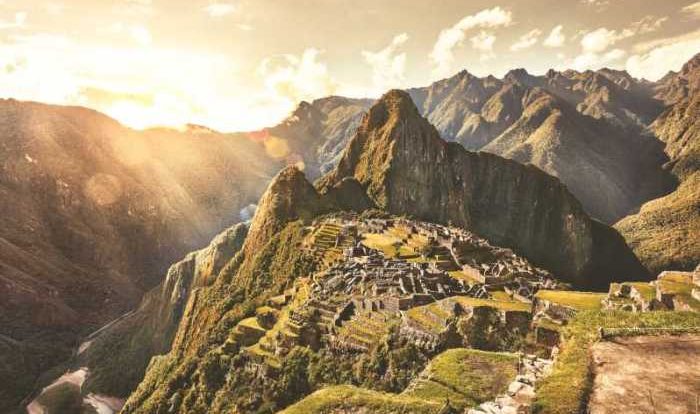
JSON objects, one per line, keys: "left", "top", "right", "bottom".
{"left": 572, "top": 48, "right": 626, "bottom": 70}
{"left": 122, "top": 0, "right": 154, "bottom": 15}
{"left": 573, "top": 15, "right": 667, "bottom": 70}
{"left": 626, "top": 15, "right": 668, "bottom": 36}
{"left": 470, "top": 31, "right": 496, "bottom": 51}
{"left": 580, "top": 27, "right": 619, "bottom": 53}
{"left": 110, "top": 23, "right": 152, "bottom": 46}
{"left": 682, "top": 2, "right": 700, "bottom": 19}
{"left": 46, "top": 3, "right": 66, "bottom": 15}
{"left": 543, "top": 25, "right": 566, "bottom": 47}
{"left": 510, "top": 29, "right": 541, "bottom": 51}
{"left": 429, "top": 6, "right": 512, "bottom": 78}
{"left": 581, "top": 0, "right": 610, "bottom": 11}
{"left": 0, "top": 12, "right": 27, "bottom": 29}
{"left": 470, "top": 31, "right": 497, "bottom": 61}
{"left": 362, "top": 33, "right": 409, "bottom": 92}
{"left": 626, "top": 28, "right": 700, "bottom": 80}
{"left": 203, "top": 2, "right": 236, "bottom": 18}
{"left": 581, "top": 16, "right": 667, "bottom": 53}
{"left": 129, "top": 25, "right": 152, "bottom": 45}
{"left": 258, "top": 48, "right": 337, "bottom": 106}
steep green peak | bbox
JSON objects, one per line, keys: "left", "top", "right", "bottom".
{"left": 246, "top": 166, "right": 320, "bottom": 251}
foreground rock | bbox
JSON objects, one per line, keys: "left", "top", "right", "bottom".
{"left": 590, "top": 335, "right": 700, "bottom": 414}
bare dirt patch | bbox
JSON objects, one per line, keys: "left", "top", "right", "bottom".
{"left": 590, "top": 334, "right": 700, "bottom": 414}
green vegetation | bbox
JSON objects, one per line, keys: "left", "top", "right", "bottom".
{"left": 406, "top": 297, "right": 530, "bottom": 334}
{"left": 628, "top": 282, "right": 656, "bottom": 302}
{"left": 361, "top": 224, "right": 429, "bottom": 260}
{"left": 280, "top": 385, "right": 441, "bottom": 414}
{"left": 404, "top": 349, "right": 518, "bottom": 411}
{"left": 658, "top": 279, "right": 700, "bottom": 311}
{"left": 533, "top": 310, "right": 700, "bottom": 414}
{"left": 362, "top": 232, "right": 405, "bottom": 257}
{"left": 615, "top": 172, "right": 700, "bottom": 274}
{"left": 282, "top": 348, "right": 519, "bottom": 413}
{"left": 535, "top": 290, "right": 606, "bottom": 311}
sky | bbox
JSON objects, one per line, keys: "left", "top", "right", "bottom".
{"left": 0, "top": 0, "right": 699, "bottom": 132}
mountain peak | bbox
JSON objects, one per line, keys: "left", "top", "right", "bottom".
{"left": 246, "top": 166, "right": 321, "bottom": 252}
{"left": 374, "top": 89, "right": 421, "bottom": 116}
{"left": 505, "top": 68, "right": 530, "bottom": 81}
{"left": 320, "top": 88, "right": 648, "bottom": 286}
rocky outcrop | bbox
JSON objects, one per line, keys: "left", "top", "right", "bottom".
{"left": 320, "top": 90, "right": 649, "bottom": 288}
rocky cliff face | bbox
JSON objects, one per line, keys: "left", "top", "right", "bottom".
{"left": 320, "top": 90, "right": 649, "bottom": 288}
{"left": 77, "top": 223, "right": 248, "bottom": 399}
{"left": 0, "top": 99, "right": 279, "bottom": 411}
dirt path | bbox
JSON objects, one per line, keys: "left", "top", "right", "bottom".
{"left": 590, "top": 335, "right": 700, "bottom": 414}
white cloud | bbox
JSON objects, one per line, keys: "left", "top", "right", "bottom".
{"left": 361, "top": 33, "right": 409, "bottom": 92}
{"left": 581, "top": 16, "right": 667, "bottom": 53}
{"left": 572, "top": 48, "right": 626, "bottom": 70}
{"left": 109, "top": 23, "right": 152, "bottom": 46}
{"left": 581, "top": 0, "right": 610, "bottom": 10}
{"left": 626, "top": 28, "right": 700, "bottom": 80}
{"left": 682, "top": 2, "right": 700, "bottom": 19}
{"left": 258, "top": 48, "right": 337, "bottom": 106}
{"left": 46, "top": 3, "right": 66, "bottom": 15}
{"left": 470, "top": 31, "right": 496, "bottom": 51}
{"left": 625, "top": 15, "right": 668, "bottom": 36}
{"left": 470, "top": 31, "right": 497, "bottom": 61}
{"left": 129, "top": 25, "right": 151, "bottom": 45}
{"left": 0, "top": 12, "right": 27, "bottom": 30}
{"left": 204, "top": 3, "right": 236, "bottom": 18}
{"left": 581, "top": 27, "right": 619, "bottom": 53}
{"left": 429, "top": 6, "right": 512, "bottom": 78}
{"left": 122, "top": 0, "right": 154, "bottom": 15}
{"left": 574, "top": 15, "right": 667, "bottom": 69}
{"left": 510, "top": 29, "right": 541, "bottom": 51}
{"left": 543, "top": 25, "right": 566, "bottom": 48}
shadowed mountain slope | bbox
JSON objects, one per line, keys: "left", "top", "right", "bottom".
{"left": 616, "top": 56, "right": 700, "bottom": 273}
{"left": 0, "top": 99, "right": 279, "bottom": 411}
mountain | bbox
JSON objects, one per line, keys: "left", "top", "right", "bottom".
{"left": 75, "top": 223, "right": 248, "bottom": 401}
{"left": 266, "top": 96, "right": 373, "bottom": 178}
{"left": 0, "top": 99, "right": 280, "bottom": 411}
{"left": 118, "top": 89, "right": 649, "bottom": 414}
{"left": 319, "top": 90, "right": 648, "bottom": 287}
{"left": 616, "top": 55, "right": 700, "bottom": 273}
{"left": 272, "top": 68, "right": 672, "bottom": 224}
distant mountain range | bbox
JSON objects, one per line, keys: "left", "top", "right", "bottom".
{"left": 271, "top": 54, "right": 700, "bottom": 272}
{"left": 1, "top": 53, "right": 699, "bottom": 412}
